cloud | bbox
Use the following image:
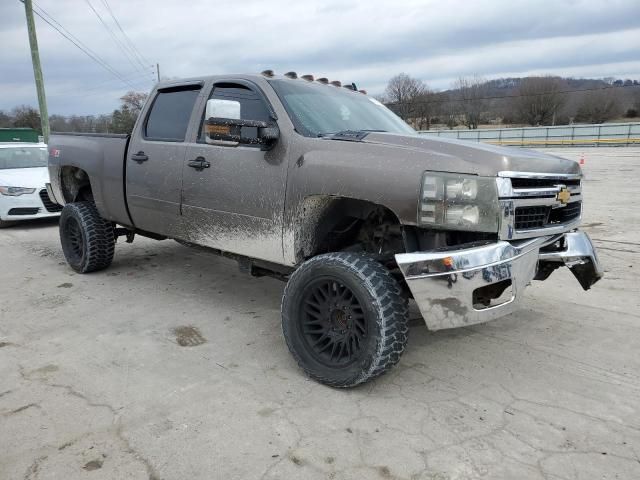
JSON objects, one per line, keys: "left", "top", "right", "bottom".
{"left": 1, "top": 0, "right": 639, "bottom": 115}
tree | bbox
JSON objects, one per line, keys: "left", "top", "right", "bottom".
{"left": 120, "top": 91, "right": 147, "bottom": 114}
{"left": 575, "top": 89, "right": 622, "bottom": 123}
{"left": 453, "top": 76, "right": 488, "bottom": 129}
{"left": 412, "top": 88, "right": 441, "bottom": 130}
{"left": 49, "top": 114, "right": 71, "bottom": 132}
{"left": 0, "top": 110, "right": 11, "bottom": 128}
{"left": 111, "top": 91, "right": 148, "bottom": 134}
{"left": 383, "top": 73, "right": 425, "bottom": 122}
{"left": 438, "top": 93, "right": 459, "bottom": 128}
{"left": 511, "top": 76, "right": 567, "bottom": 126}
{"left": 11, "top": 105, "right": 41, "bottom": 131}
{"left": 111, "top": 106, "right": 137, "bottom": 134}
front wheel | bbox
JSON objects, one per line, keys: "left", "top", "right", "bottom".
{"left": 281, "top": 252, "right": 409, "bottom": 388}
{"left": 59, "top": 202, "right": 115, "bottom": 273}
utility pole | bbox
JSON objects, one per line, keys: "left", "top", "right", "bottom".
{"left": 23, "top": 0, "right": 50, "bottom": 144}
{"left": 156, "top": 63, "right": 160, "bottom": 82}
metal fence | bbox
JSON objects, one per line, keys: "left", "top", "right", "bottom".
{"left": 417, "top": 122, "right": 640, "bottom": 147}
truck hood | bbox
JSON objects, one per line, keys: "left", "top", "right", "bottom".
{"left": 0, "top": 167, "right": 50, "bottom": 188}
{"left": 357, "top": 132, "right": 581, "bottom": 176}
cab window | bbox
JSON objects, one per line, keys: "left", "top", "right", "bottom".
{"left": 144, "top": 86, "right": 201, "bottom": 142}
{"left": 199, "top": 83, "right": 271, "bottom": 145}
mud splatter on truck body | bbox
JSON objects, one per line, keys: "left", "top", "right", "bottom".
{"left": 46, "top": 71, "right": 601, "bottom": 386}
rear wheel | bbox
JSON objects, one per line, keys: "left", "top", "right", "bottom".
{"left": 59, "top": 202, "right": 114, "bottom": 273}
{"left": 282, "top": 252, "right": 409, "bottom": 387}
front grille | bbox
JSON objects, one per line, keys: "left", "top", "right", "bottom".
{"left": 549, "top": 201, "right": 581, "bottom": 224}
{"left": 39, "top": 189, "right": 62, "bottom": 212}
{"left": 8, "top": 207, "right": 40, "bottom": 216}
{"left": 514, "top": 206, "right": 550, "bottom": 229}
{"left": 510, "top": 177, "right": 581, "bottom": 189}
{"left": 515, "top": 201, "right": 581, "bottom": 230}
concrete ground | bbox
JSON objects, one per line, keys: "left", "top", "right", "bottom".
{"left": 1, "top": 147, "right": 639, "bottom": 480}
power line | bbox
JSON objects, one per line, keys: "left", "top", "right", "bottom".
{"left": 98, "top": 0, "right": 150, "bottom": 70}
{"left": 30, "top": 0, "right": 130, "bottom": 82}
{"left": 23, "top": 0, "right": 136, "bottom": 89}
{"left": 386, "top": 82, "right": 640, "bottom": 107}
{"left": 49, "top": 84, "right": 151, "bottom": 101}
{"left": 82, "top": 0, "right": 146, "bottom": 75}
{"left": 49, "top": 71, "right": 154, "bottom": 97}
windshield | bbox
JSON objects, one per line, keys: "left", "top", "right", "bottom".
{"left": 0, "top": 146, "right": 48, "bottom": 169}
{"left": 269, "top": 79, "right": 416, "bottom": 137}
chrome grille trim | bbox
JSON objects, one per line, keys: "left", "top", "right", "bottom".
{"left": 497, "top": 171, "right": 583, "bottom": 240}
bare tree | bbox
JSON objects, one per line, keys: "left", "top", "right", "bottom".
{"left": 438, "top": 92, "right": 459, "bottom": 128}
{"left": 11, "top": 105, "right": 41, "bottom": 131}
{"left": 575, "top": 89, "right": 622, "bottom": 123}
{"left": 49, "top": 114, "right": 71, "bottom": 132}
{"left": 0, "top": 110, "right": 11, "bottom": 128}
{"left": 453, "top": 76, "right": 487, "bottom": 129}
{"left": 120, "top": 91, "right": 148, "bottom": 114}
{"left": 384, "top": 73, "right": 425, "bottom": 121}
{"left": 512, "top": 76, "right": 567, "bottom": 126}
{"left": 412, "top": 88, "right": 440, "bottom": 130}
{"left": 112, "top": 91, "right": 149, "bottom": 134}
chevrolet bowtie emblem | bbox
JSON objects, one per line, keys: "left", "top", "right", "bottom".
{"left": 556, "top": 187, "right": 571, "bottom": 204}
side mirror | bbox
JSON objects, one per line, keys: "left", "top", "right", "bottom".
{"left": 204, "top": 99, "right": 279, "bottom": 149}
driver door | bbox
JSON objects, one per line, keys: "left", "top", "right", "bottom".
{"left": 180, "top": 81, "right": 288, "bottom": 264}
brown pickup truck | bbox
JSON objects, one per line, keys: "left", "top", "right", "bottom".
{"left": 47, "top": 70, "right": 602, "bottom": 387}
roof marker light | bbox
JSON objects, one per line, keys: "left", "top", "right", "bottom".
{"left": 261, "top": 69, "right": 274, "bottom": 77}
{"left": 301, "top": 74, "right": 314, "bottom": 81}
{"left": 317, "top": 77, "right": 329, "bottom": 84}
{"left": 343, "top": 84, "right": 355, "bottom": 91}
{"left": 284, "top": 71, "right": 298, "bottom": 79}
{"left": 330, "top": 80, "right": 342, "bottom": 87}
{"left": 358, "top": 89, "right": 367, "bottom": 95}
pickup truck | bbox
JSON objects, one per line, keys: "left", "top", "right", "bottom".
{"left": 47, "top": 70, "right": 602, "bottom": 387}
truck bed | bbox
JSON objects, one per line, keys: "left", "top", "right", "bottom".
{"left": 48, "top": 132, "right": 133, "bottom": 226}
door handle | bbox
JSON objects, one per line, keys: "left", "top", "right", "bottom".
{"left": 187, "top": 156, "right": 211, "bottom": 171}
{"left": 131, "top": 151, "right": 149, "bottom": 163}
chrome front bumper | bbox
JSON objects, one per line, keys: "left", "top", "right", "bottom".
{"left": 395, "top": 231, "right": 602, "bottom": 331}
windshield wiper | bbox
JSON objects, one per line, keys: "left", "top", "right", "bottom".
{"left": 318, "top": 130, "right": 372, "bottom": 142}
{"left": 317, "top": 129, "right": 387, "bottom": 138}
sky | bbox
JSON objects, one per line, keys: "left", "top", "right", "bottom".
{"left": 1, "top": 0, "right": 640, "bottom": 116}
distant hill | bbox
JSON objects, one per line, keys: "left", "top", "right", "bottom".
{"left": 440, "top": 76, "right": 616, "bottom": 98}
{"left": 386, "top": 75, "right": 640, "bottom": 129}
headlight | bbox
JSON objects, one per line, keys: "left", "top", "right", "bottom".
{"left": 0, "top": 186, "right": 36, "bottom": 196}
{"left": 418, "top": 172, "right": 499, "bottom": 232}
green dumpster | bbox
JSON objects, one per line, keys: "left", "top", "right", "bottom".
{"left": 0, "top": 128, "right": 40, "bottom": 143}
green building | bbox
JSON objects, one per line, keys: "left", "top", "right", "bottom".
{"left": 0, "top": 128, "right": 40, "bottom": 143}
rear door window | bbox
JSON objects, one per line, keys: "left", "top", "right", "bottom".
{"left": 145, "top": 87, "right": 201, "bottom": 142}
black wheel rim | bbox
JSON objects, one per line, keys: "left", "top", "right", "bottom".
{"left": 300, "top": 278, "right": 367, "bottom": 367}
{"left": 63, "top": 216, "right": 84, "bottom": 262}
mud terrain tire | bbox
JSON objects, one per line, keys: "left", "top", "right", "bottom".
{"left": 59, "top": 202, "right": 114, "bottom": 273}
{"left": 282, "top": 252, "right": 409, "bottom": 387}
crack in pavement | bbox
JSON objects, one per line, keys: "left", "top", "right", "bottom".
{"left": 16, "top": 364, "right": 162, "bottom": 480}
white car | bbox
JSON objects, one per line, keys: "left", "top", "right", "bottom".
{"left": 0, "top": 143, "right": 61, "bottom": 227}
